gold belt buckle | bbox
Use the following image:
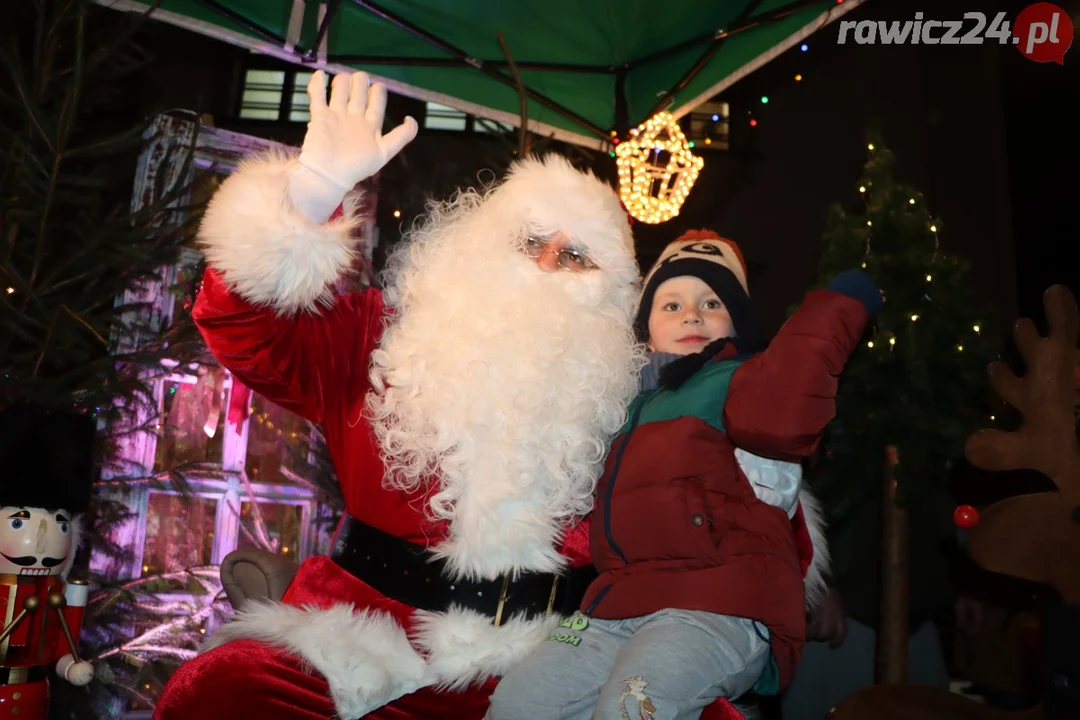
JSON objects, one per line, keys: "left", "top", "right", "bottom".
{"left": 492, "top": 574, "right": 561, "bottom": 627}
{"left": 493, "top": 574, "right": 511, "bottom": 628}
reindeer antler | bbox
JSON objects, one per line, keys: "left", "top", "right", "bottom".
{"left": 964, "top": 285, "right": 1080, "bottom": 602}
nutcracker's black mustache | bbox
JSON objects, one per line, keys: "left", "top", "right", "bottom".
{"left": 1, "top": 552, "right": 66, "bottom": 567}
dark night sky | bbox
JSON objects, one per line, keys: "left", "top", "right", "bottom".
{"left": 996, "top": 0, "right": 1080, "bottom": 322}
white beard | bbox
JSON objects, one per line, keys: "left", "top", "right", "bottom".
{"left": 365, "top": 188, "right": 645, "bottom": 581}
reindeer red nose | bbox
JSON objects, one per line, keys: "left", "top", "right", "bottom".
{"left": 953, "top": 504, "right": 980, "bottom": 530}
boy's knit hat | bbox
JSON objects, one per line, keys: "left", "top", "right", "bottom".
{"left": 634, "top": 229, "right": 757, "bottom": 345}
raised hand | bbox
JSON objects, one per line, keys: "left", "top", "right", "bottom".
{"left": 300, "top": 70, "right": 417, "bottom": 189}
{"left": 289, "top": 70, "right": 418, "bottom": 222}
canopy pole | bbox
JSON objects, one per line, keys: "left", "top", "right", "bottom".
{"left": 299, "top": 0, "right": 342, "bottom": 62}
{"left": 497, "top": 31, "right": 530, "bottom": 158}
{"left": 347, "top": 0, "right": 609, "bottom": 139}
{"left": 644, "top": 0, "right": 767, "bottom": 121}
{"left": 630, "top": 0, "right": 834, "bottom": 71}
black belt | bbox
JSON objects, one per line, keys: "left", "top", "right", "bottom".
{"left": 0, "top": 665, "right": 47, "bottom": 686}
{"left": 330, "top": 514, "right": 597, "bottom": 625}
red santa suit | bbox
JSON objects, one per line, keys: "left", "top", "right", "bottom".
{"left": 153, "top": 150, "right": 824, "bottom": 720}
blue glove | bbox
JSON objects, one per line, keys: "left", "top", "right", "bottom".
{"left": 827, "top": 269, "right": 884, "bottom": 316}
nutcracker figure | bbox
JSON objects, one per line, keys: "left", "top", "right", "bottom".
{"left": 0, "top": 404, "right": 96, "bottom": 718}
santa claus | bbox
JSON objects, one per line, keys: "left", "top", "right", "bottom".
{"left": 154, "top": 71, "right": 823, "bottom": 720}
{"left": 153, "top": 71, "right": 644, "bottom": 720}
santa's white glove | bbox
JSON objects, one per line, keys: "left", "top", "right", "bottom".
{"left": 289, "top": 70, "right": 418, "bottom": 223}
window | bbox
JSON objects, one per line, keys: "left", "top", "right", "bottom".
{"left": 140, "top": 493, "right": 218, "bottom": 581}
{"left": 423, "top": 101, "right": 468, "bottom": 131}
{"left": 422, "top": 101, "right": 515, "bottom": 134}
{"left": 288, "top": 71, "right": 315, "bottom": 122}
{"left": 244, "top": 393, "right": 311, "bottom": 485}
{"left": 238, "top": 67, "right": 314, "bottom": 122}
{"left": 154, "top": 364, "right": 227, "bottom": 470}
{"left": 238, "top": 69, "right": 285, "bottom": 120}
{"left": 686, "top": 100, "right": 731, "bottom": 150}
{"left": 135, "top": 286, "right": 337, "bottom": 572}
{"left": 236, "top": 500, "right": 305, "bottom": 558}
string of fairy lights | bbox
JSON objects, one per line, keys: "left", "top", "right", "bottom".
{"left": 856, "top": 141, "right": 982, "bottom": 358}
{"left": 746, "top": 42, "right": 812, "bottom": 130}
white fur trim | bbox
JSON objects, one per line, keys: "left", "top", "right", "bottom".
{"left": 411, "top": 606, "right": 561, "bottom": 691}
{"left": 197, "top": 151, "right": 361, "bottom": 315}
{"left": 205, "top": 601, "right": 427, "bottom": 719}
{"left": 204, "top": 600, "right": 562, "bottom": 716}
{"left": 798, "top": 488, "right": 830, "bottom": 610}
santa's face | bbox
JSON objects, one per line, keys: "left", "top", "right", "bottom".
{"left": 0, "top": 505, "right": 73, "bottom": 576}
{"left": 520, "top": 232, "right": 598, "bottom": 273}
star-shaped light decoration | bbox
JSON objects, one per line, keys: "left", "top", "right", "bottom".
{"left": 615, "top": 111, "right": 704, "bottom": 224}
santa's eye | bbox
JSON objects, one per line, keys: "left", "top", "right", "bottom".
{"left": 9, "top": 519, "right": 23, "bottom": 530}
{"left": 60, "top": 522, "right": 69, "bottom": 533}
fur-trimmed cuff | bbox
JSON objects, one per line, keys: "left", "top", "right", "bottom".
{"left": 198, "top": 151, "right": 361, "bottom": 315}
{"left": 204, "top": 602, "right": 427, "bottom": 719}
{"left": 411, "top": 606, "right": 559, "bottom": 691}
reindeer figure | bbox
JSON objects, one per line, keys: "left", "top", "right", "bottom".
{"left": 831, "top": 285, "right": 1080, "bottom": 720}
{"left": 963, "top": 285, "right": 1080, "bottom": 604}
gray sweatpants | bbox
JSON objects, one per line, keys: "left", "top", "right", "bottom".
{"left": 486, "top": 609, "right": 771, "bottom": 720}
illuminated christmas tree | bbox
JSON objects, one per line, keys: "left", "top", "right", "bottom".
{"left": 808, "top": 136, "right": 999, "bottom": 520}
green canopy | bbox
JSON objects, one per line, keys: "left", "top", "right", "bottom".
{"left": 98, "top": 0, "right": 865, "bottom": 147}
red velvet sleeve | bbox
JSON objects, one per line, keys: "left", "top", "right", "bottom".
{"left": 723, "top": 289, "right": 869, "bottom": 460}
{"left": 192, "top": 269, "right": 385, "bottom": 425}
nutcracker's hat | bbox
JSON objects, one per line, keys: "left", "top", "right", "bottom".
{"left": 0, "top": 403, "right": 97, "bottom": 513}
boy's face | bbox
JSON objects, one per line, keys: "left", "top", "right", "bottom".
{"left": 647, "top": 276, "right": 734, "bottom": 355}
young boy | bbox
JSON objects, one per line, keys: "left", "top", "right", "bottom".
{"left": 486, "top": 229, "right": 882, "bottom": 720}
